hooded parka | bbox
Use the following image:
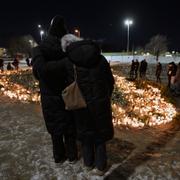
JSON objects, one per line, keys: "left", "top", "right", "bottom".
{"left": 65, "top": 40, "right": 115, "bottom": 142}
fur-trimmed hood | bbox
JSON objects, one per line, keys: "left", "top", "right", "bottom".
{"left": 61, "top": 34, "right": 101, "bottom": 68}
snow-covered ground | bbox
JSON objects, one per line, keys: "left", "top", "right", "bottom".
{"left": 0, "top": 64, "right": 179, "bottom": 179}
{"left": 104, "top": 55, "right": 180, "bottom": 64}
{"left": 0, "top": 97, "right": 109, "bottom": 180}
{"left": 3, "top": 55, "right": 180, "bottom": 71}
{"left": 3, "top": 58, "right": 30, "bottom": 69}
{"left": 0, "top": 96, "right": 179, "bottom": 180}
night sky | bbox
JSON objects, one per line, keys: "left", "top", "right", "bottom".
{"left": 0, "top": 0, "right": 180, "bottom": 51}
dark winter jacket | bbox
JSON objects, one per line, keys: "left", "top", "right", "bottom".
{"left": 130, "top": 60, "right": 135, "bottom": 71}
{"left": 167, "top": 62, "right": 177, "bottom": 76}
{"left": 134, "top": 60, "right": 139, "bottom": 71}
{"left": 139, "top": 60, "right": 148, "bottom": 73}
{"left": 156, "top": 63, "right": 162, "bottom": 76}
{"left": 0, "top": 59, "right": 4, "bottom": 67}
{"left": 32, "top": 35, "right": 75, "bottom": 136}
{"left": 32, "top": 35, "right": 69, "bottom": 92}
{"left": 65, "top": 40, "right": 115, "bottom": 142}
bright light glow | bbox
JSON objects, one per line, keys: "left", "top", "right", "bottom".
{"left": 0, "top": 69, "right": 177, "bottom": 128}
{"left": 125, "top": 19, "right": 133, "bottom": 26}
{"left": 166, "top": 54, "right": 172, "bottom": 57}
{"left": 38, "top": 24, "right": 41, "bottom": 28}
{"left": 0, "top": 70, "right": 40, "bottom": 102}
{"left": 74, "top": 28, "right": 80, "bottom": 37}
{"left": 40, "top": 30, "right": 44, "bottom": 35}
{"left": 112, "top": 73, "right": 177, "bottom": 128}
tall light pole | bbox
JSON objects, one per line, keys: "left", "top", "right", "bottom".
{"left": 38, "top": 24, "right": 42, "bottom": 28}
{"left": 38, "top": 24, "right": 45, "bottom": 41}
{"left": 124, "top": 19, "right": 133, "bottom": 53}
{"left": 40, "top": 30, "right": 44, "bottom": 41}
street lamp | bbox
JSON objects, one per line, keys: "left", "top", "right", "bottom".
{"left": 74, "top": 28, "right": 80, "bottom": 37}
{"left": 37, "top": 24, "right": 45, "bottom": 41}
{"left": 40, "top": 30, "right": 44, "bottom": 41}
{"left": 124, "top": 19, "right": 133, "bottom": 53}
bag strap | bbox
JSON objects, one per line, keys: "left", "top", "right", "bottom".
{"left": 73, "top": 64, "right": 77, "bottom": 81}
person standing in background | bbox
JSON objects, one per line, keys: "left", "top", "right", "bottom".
{"left": 0, "top": 58, "right": 4, "bottom": 72}
{"left": 129, "top": 59, "right": 135, "bottom": 79}
{"left": 12, "top": 57, "right": 19, "bottom": 70}
{"left": 155, "top": 62, "right": 162, "bottom": 83}
{"left": 134, "top": 59, "right": 139, "bottom": 79}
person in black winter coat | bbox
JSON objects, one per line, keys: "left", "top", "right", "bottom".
{"left": 32, "top": 16, "right": 77, "bottom": 164}
{"left": 139, "top": 59, "right": 148, "bottom": 79}
{"left": 167, "top": 61, "right": 177, "bottom": 88}
{"left": 0, "top": 58, "right": 4, "bottom": 72}
{"left": 12, "top": 57, "right": 19, "bottom": 70}
{"left": 134, "top": 59, "right": 139, "bottom": 79}
{"left": 7, "top": 62, "right": 13, "bottom": 71}
{"left": 61, "top": 34, "right": 115, "bottom": 175}
{"left": 155, "top": 62, "right": 162, "bottom": 83}
{"left": 129, "top": 60, "right": 135, "bottom": 79}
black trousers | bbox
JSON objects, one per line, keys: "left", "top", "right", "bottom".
{"left": 82, "top": 140, "right": 107, "bottom": 171}
{"left": 168, "top": 75, "right": 171, "bottom": 88}
{"left": 51, "top": 133, "right": 77, "bottom": 163}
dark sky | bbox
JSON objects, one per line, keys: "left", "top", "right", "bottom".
{"left": 0, "top": 0, "right": 180, "bottom": 51}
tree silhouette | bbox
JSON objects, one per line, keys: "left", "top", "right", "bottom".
{"left": 8, "top": 35, "right": 37, "bottom": 57}
{"left": 145, "top": 35, "right": 168, "bottom": 61}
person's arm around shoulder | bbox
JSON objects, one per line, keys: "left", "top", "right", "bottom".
{"left": 31, "top": 46, "right": 42, "bottom": 80}
{"left": 101, "top": 55, "right": 115, "bottom": 96}
{"left": 32, "top": 46, "right": 68, "bottom": 80}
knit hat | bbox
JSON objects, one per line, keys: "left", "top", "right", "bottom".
{"left": 61, "top": 34, "right": 83, "bottom": 52}
{"left": 48, "top": 15, "right": 68, "bottom": 38}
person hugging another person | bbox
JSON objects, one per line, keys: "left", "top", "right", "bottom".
{"left": 61, "top": 34, "right": 115, "bottom": 176}
{"left": 32, "top": 16, "right": 78, "bottom": 165}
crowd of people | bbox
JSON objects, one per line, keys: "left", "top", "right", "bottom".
{"left": 130, "top": 59, "right": 148, "bottom": 80}
{"left": 129, "top": 59, "right": 180, "bottom": 95}
{"left": 0, "top": 57, "right": 32, "bottom": 72}
{"left": 0, "top": 57, "right": 19, "bottom": 71}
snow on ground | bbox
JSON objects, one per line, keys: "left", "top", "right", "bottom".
{"left": 0, "top": 96, "right": 134, "bottom": 180}
{"left": 0, "top": 63, "right": 179, "bottom": 180}
{"left": 104, "top": 55, "right": 180, "bottom": 64}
